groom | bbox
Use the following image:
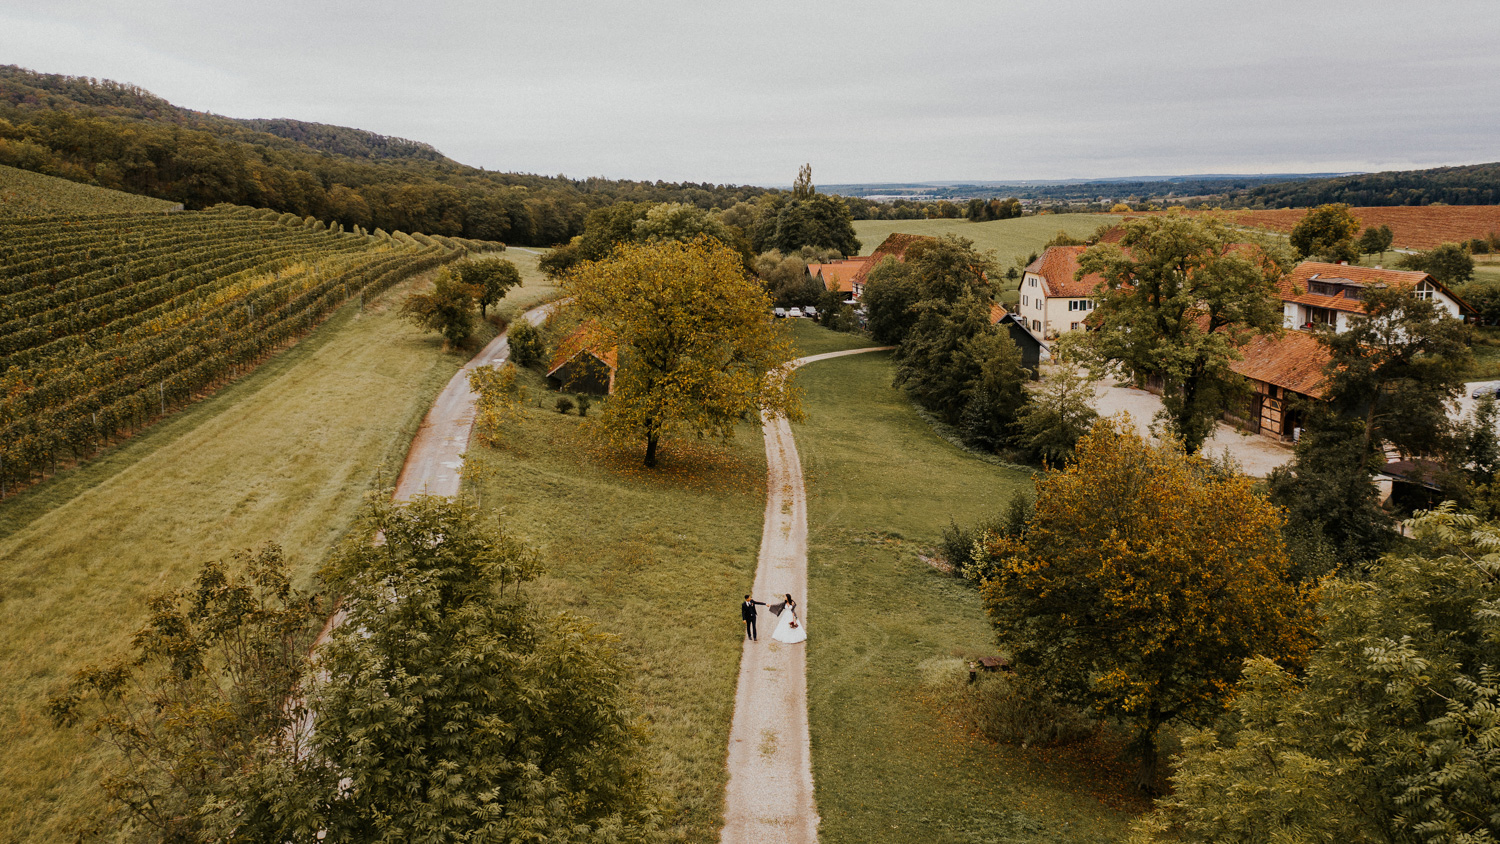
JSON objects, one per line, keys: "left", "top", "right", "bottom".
{"left": 741, "top": 595, "right": 766, "bottom": 641}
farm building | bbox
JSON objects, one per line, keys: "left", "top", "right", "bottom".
{"left": 845, "top": 233, "right": 939, "bottom": 299}
{"left": 546, "top": 323, "right": 617, "bottom": 395}
{"left": 807, "top": 259, "right": 867, "bottom": 301}
{"left": 1016, "top": 246, "right": 1100, "bottom": 341}
{"left": 1221, "top": 329, "right": 1331, "bottom": 440}
{"left": 989, "top": 302, "right": 1043, "bottom": 373}
{"left": 1280, "top": 262, "right": 1470, "bottom": 332}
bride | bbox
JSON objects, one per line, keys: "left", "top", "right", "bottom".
{"left": 771, "top": 593, "right": 806, "bottom": 644}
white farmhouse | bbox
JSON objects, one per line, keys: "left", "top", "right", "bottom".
{"left": 1017, "top": 245, "right": 1101, "bottom": 341}
{"left": 1280, "top": 262, "right": 1468, "bottom": 333}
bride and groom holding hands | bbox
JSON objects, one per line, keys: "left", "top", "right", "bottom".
{"left": 741, "top": 593, "right": 806, "bottom": 644}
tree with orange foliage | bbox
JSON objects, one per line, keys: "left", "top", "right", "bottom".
{"left": 563, "top": 236, "right": 801, "bottom": 467}
{"left": 978, "top": 417, "right": 1317, "bottom": 793}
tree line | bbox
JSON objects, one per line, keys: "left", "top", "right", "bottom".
{"left": 0, "top": 65, "right": 773, "bottom": 246}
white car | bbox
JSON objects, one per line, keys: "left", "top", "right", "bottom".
{"left": 773, "top": 307, "right": 787, "bottom": 318}
{"left": 787, "top": 307, "right": 803, "bottom": 318}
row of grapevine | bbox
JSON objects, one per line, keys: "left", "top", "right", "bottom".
{"left": 0, "top": 206, "right": 494, "bottom": 494}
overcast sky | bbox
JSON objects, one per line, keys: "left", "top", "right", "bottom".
{"left": 3, "top": 1, "right": 1497, "bottom": 186}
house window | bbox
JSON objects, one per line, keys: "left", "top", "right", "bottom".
{"left": 1021, "top": 295, "right": 1028, "bottom": 307}
{"left": 1067, "top": 299, "right": 1095, "bottom": 312}
{"left": 1070, "top": 321, "right": 1081, "bottom": 331}
{"left": 1029, "top": 278, "right": 1038, "bottom": 288}
{"left": 1031, "top": 318, "right": 1041, "bottom": 331}
{"left": 1416, "top": 281, "right": 1436, "bottom": 301}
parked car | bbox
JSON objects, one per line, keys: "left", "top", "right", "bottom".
{"left": 773, "top": 307, "right": 787, "bottom": 318}
{"left": 787, "top": 307, "right": 803, "bottom": 318}
{"left": 804, "top": 306, "right": 818, "bottom": 318}
{"left": 1473, "top": 382, "right": 1500, "bottom": 398}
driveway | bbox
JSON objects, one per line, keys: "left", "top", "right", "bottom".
{"left": 1090, "top": 378, "right": 1294, "bottom": 477}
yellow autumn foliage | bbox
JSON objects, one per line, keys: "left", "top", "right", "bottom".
{"left": 979, "top": 416, "right": 1317, "bottom": 788}
{"left": 562, "top": 237, "right": 801, "bottom": 467}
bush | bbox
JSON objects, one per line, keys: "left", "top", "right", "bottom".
{"left": 555, "top": 396, "right": 575, "bottom": 414}
{"left": 508, "top": 319, "right": 545, "bottom": 367}
{"left": 576, "top": 395, "right": 592, "bottom": 417}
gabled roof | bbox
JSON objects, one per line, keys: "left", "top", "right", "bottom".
{"left": 546, "top": 322, "right": 618, "bottom": 377}
{"left": 1023, "top": 245, "right": 1104, "bottom": 299}
{"left": 1280, "top": 262, "right": 1456, "bottom": 315}
{"left": 989, "top": 302, "right": 1008, "bottom": 324}
{"left": 849, "top": 232, "right": 939, "bottom": 289}
{"left": 808, "top": 258, "right": 870, "bottom": 294}
{"left": 1228, "top": 328, "right": 1331, "bottom": 399}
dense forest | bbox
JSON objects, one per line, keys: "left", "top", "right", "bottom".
{"left": 1230, "top": 162, "right": 1500, "bottom": 208}
{"left": 0, "top": 66, "right": 773, "bottom": 245}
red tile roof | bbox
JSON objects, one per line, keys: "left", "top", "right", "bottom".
{"left": 989, "top": 302, "right": 1008, "bottom": 324}
{"left": 1024, "top": 246, "right": 1104, "bottom": 299}
{"left": 1228, "top": 328, "right": 1331, "bottom": 399}
{"left": 808, "top": 258, "right": 870, "bottom": 294}
{"left": 849, "top": 233, "right": 939, "bottom": 289}
{"left": 546, "top": 322, "right": 618, "bottom": 377}
{"left": 1280, "top": 262, "right": 1436, "bottom": 315}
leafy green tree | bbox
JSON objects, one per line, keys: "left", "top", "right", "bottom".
{"left": 563, "top": 237, "right": 800, "bottom": 467}
{"left": 979, "top": 418, "right": 1316, "bottom": 792}
{"left": 457, "top": 255, "right": 522, "bottom": 316}
{"left": 538, "top": 202, "right": 652, "bottom": 277}
{"left": 633, "top": 201, "right": 735, "bottom": 245}
{"left": 1398, "top": 241, "right": 1476, "bottom": 286}
{"left": 1319, "top": 286, "right": 1472, "bottom": 457}
{"left": 1015, "top": 360, "right": 1099, "bottom": 465}
{"left": 1268, "top": 408, "right": 1394, "bottom": 573}
{"left": 47, "top": 547, "right": 323, "bottom": 843}
{"left": 1078, "top": 213, "right": 1291, "bottom": 453}
{"left": 469, "top": 362, "right": 525, "bottom": 447}
{"left": 1457, "top": 280, "right": 1500, "bottom": 324}
{"left": 1358, "top": 223, "right": 1395, "bottom": 259}
{"left": 506, "top": 317, "right": 545, "bottom": 367}
{"left": 861, "top": 256, "right": 921, "bottom": 344}
{"left": 256, "top": 496, "right": 661, "bottom": 842}
{"left": 401, "top": 268, "right": 479, "bottom": 346}
{"left": 1135, "top": 504, "right": 1500, "bottom": 844}
{"left": 1290, "top": 203, "right": 1361, "bottom": 262}
{"left": 792, "top": 162, "right": 814, "bottom": 199}
{"left": 1461, "top": 393, "right": 1500, "bottom": 484}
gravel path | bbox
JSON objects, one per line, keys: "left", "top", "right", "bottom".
{"left": 720, "top": 347, "right": 893, "bottom": 844}
{"left": 1090, "top": 377, "right": 1294, "bottom": 477}
{"left": 392, "top": 305, "right": 555, "bottom": 499}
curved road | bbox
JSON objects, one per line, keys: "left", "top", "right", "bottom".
{"left": 720, "top": 346, "right": 893, "bottom": 844}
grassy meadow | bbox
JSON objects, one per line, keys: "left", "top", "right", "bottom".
{"left": 0, "top": 273, "right": 471, "bottom": 841}
{"left": 787, "top": 322, "right": 1144, "bottom": 843}
{"left": 853, "top": 213, "right": 1122, "bottom": 268}
{"left": 463, "top": 364, "right": 768, "bottom": 841}
{"left": 0, "top": 164, "right": 180, "bottom": 216}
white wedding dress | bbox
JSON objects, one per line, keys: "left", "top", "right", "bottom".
{"left": 771, "top": 605, "right": 807, "bottom": 644}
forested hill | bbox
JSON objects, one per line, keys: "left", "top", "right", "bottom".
{"left": 0, "top": 65, "right": 773, "bottom": 245}
{"left": 1234, "top": 162, "right": 1500, "bottom": 208}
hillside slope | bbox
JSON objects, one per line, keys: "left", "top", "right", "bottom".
{"left": 0, "top": 65, "right": 773, "bottom": 244}
{"left": 1236, "top": 161, "right": 1500, "bottom": 208}
{"left": 0, "top": 163, "right": 179, "bottom": 216}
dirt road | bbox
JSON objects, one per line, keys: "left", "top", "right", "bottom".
{"left": 392, "top": 305, "right": 555, "bottom": 500}
{"left": 720, "top": 347, "right": 892, "bottom": 844}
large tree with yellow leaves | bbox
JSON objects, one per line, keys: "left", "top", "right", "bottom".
{"left": 978, "top": 417, "right": 1317, "bottom": 792}
{"left": 563, "top": 236, "right": 800, "bottom": 467}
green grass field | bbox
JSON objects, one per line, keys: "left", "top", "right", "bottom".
{"left": 0, "top": 275, "right": 468, "bottom": 841}
{"left": 853, "top": 214, "right": 1122, "bottom": 271}
{"left": 0, "top": 164, "right": 180, "bottom": 216}
{"left": 464, "top": 362, "right": 768, "bottom": 841}
{"left": 789, "top": 322, "right": 1143, "bottom": 843}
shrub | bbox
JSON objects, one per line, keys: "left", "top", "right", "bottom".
{"left": 555, "top": 396, "right": 575, "bottom": 414}
{"left": 576, "top": 395, "right": 592, "bottom": 417}
{"left": 508, "top": 319, "right": 545, "bottom": 367}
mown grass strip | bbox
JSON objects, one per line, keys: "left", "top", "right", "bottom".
{"left": 789, "top": 324, "right": 1144, "bottom": 843}
{"left": 0, "top": 277, "right": 466, "bottom": 842}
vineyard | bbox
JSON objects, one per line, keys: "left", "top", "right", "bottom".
{"left": 0, "top": 163, "right": 181, "bottom": 217}
{"left": 1150, "top": 206, "right": 1500, "bottom": 250}
{"left": 0, "top": 205, "right": 493, "bottom": 493}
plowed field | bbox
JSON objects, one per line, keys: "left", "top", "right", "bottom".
{"left": 1159, "top": 206, "right": 1500, "bottom": 249}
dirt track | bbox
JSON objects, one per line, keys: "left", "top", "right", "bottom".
{"left": 392, "top": 306, "right": 555, "bottom": 499}
{"left": 719, "top": 347, "right": 892, "bottom": 844}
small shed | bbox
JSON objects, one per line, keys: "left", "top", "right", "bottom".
{"left": 991, "top": 305, "right": 1043, "bottom": 374}
{"left": 546, "top": 324, "right": 617, "bottom": 395}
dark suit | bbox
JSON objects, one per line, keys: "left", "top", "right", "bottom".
{"left": 741, "top": 599, "right": 766, "bottom": 640}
